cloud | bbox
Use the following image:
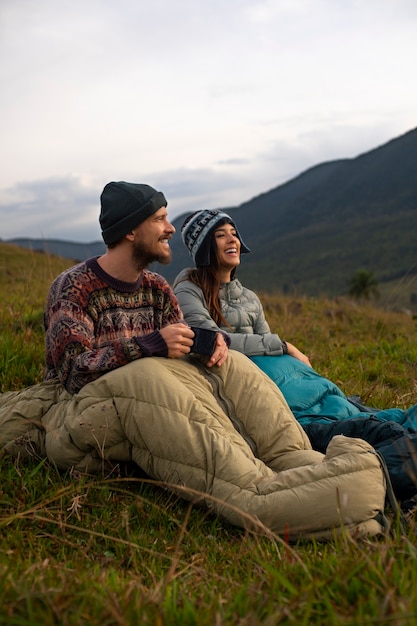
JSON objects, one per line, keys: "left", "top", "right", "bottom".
{"left": 1, "top": 0, "right": 417, "bottom": 241}
{"left": 0, "top": 166, "right": 251, "bottom": 241}
{"left": 0, "top": 175, "right": 100, "bottom": 241}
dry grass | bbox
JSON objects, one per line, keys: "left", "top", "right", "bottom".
{"left": 1, "top": 243, "right": 417, "bottom": 624}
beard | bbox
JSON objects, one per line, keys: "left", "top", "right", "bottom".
{"left": 131, "top": 238, "right": 172, "bottom": 270}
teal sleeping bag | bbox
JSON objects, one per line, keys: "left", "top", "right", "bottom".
{"left": 250, "top": 355, "right": 417, "bottom": 432}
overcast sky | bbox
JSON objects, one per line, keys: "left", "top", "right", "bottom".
{"left": 1, "top": 0, "right": 416, "bottom": 242}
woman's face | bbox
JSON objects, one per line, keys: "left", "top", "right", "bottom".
{"left": 213, "top": 222, "right": 241, "bottom": 272}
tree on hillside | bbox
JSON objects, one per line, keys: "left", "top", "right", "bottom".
{"left": 348, "top": 269, "right": 380, "bottom": 301}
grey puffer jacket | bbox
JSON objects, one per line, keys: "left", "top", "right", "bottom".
{"left": 173, "top": 269, "right": 286, "bottom": 356}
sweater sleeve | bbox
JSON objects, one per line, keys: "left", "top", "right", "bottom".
{"left": 174, "top": 277, "right": 286, "bottom": 357}
{"left": 44, "top": 275, "right": 181, "bottom": 394}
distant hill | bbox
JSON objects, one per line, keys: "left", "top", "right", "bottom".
{"left": 3, "top": 238, "right": 105, "bottom": 261}
{"left": 5, "top": 127, "right": 417, "bottom": 310}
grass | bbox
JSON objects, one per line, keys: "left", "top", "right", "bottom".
{"left": 1, "top": 242, "right": 417, "bottom": 624}
{"left": 0, "top": 243, "right": 70, "bottom": 391}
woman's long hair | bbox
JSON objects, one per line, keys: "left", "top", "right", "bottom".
{"left": 186, "top": 220, "right": 236, "bottom": 327}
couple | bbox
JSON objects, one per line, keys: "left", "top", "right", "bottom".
{"left": 0, "top": 181, "right": 396, "bottom": 540}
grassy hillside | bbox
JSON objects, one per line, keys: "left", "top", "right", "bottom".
{"left": 1, "top": 242, "right": 416, "bottom": 401}
{"left": 1, "top": 244, "right": 417, "bottom": 624}
{"left": 0, "top": 243, "right": 73, "bottom": 391}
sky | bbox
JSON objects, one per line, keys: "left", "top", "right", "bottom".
{"left": 1, "top": 0, "right": 416, "bottom": 243}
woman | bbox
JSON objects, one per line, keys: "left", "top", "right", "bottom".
{"left": 174, "top": 209, "right": 417, "bottom": 505}
{"left": 175, "top": 209, "right": 311, "bottom": 363}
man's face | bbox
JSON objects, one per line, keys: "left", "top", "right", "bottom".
{"left": 131, "top": 206, "right": 175, "bottom": 268}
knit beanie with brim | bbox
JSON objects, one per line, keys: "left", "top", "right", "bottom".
{"left": 181, "top": 209, "right": 250, "bottom": 267}
{"left": 100, "top": 181, "right": 167, "bottom": 245}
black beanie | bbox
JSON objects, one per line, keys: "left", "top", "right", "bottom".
{"left": 99, "top": 181, "right": 167, "bottom": 245}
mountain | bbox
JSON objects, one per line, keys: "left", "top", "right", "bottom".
{"left": 157, "top": 127, "right": 417, "bottom": 307}
{"left": 3, "top": 238, "right": 106, "bottom": 261}
{"left": 5, "top": 127, "right": 417, "bottom": 308}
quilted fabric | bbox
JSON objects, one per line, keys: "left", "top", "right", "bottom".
{"left": 1, "top": 351, "right": 387, "bottom": 540}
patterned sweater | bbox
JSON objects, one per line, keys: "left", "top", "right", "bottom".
{"left": 44, "top": 257, "right": 183, "bottom": 393}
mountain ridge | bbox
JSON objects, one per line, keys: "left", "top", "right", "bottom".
{"left": 161, "top": 126, "right": 417, "bottom": 306}
{"left": 4, "top": 127, "right": 417, "bottom": 310}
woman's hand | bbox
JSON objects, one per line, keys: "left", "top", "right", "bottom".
{"left": 207, "top": 332, "right": 229, "bottom": 367}
{"left": 286, "top": 341, "right": 312, "bottom": 367}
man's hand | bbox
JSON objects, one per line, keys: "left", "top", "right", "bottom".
{"left": 206, "top": 332, "right": 229, "bottom": 368}
{"left": 159, "top": 323, "right": 195, "bottom": 358}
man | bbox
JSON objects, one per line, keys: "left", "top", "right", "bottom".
{"left": 44, "top": 181, "right": 229, "bottom": 394}
{"left": 36, "top": 181, "right": 386, "bottom": 540}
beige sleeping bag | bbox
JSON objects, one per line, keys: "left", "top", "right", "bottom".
{"left": 0, "top": 350, "right": 387, "bottom": 540}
